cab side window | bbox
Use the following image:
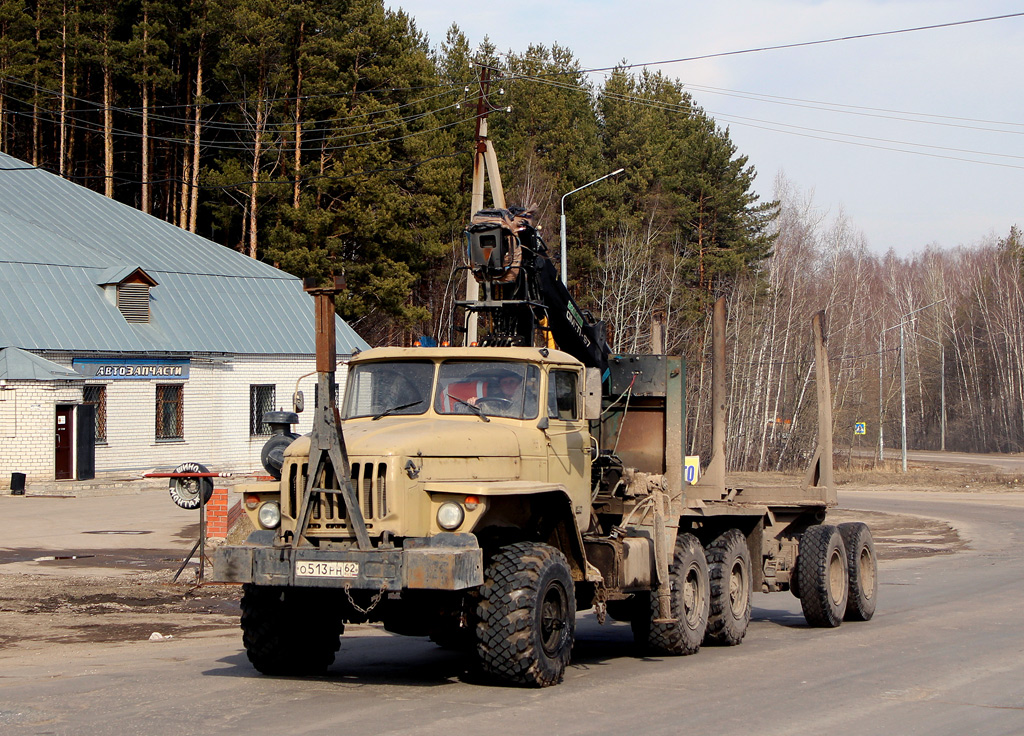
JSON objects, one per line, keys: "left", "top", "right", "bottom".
{"left": 548, "top": 370, "right": 579, "bottom": 421}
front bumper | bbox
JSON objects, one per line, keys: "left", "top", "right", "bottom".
{"left": 212, "top": 532, "right": 483, "bottom": 591}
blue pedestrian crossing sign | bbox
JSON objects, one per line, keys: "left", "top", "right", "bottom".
{"left": 854, "top": 422, "right": 867, "bottom": 435}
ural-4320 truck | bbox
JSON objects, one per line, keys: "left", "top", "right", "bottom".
{"left": 213, "top": 207, "right": 878, "bottom": 687}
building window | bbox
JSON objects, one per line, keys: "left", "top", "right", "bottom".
{"left": 250, "top": 384, "right": 276, "bottom": 436}
{"left": 313, "top": 382, "right": 340, "bottom": 409}
{"left": 83, "top": 385, "right": 107, "bottom": 443}
{"left": 156, "top": 384, "right": 183, "bottom": 440}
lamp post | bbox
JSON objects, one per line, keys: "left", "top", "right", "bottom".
{"left": 559, "top": 168, "right": 624, "bottom": 285}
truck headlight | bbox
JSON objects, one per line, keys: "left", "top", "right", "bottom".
{"left": 257, "top": 501, "right": 281, "bottom": 529}
{"left": 436, "top": 502, "right": 465, "bottom": 531}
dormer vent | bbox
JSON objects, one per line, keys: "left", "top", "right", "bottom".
{"left": 97, "top": 266, "right": 158, "bottom": 324}
{"left": 117, "top": 282, "right": 151, "bottom": 323}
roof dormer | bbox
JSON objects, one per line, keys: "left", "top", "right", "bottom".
{"left": 97, "top": 266, "right": 158, "bottom": 324}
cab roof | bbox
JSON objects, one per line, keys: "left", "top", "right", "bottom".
{"left": 348, "top": 346, "right": 583, "bottom": 367}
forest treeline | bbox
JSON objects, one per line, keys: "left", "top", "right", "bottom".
{"left": 1, "top": 0, "right": 1021, "bottom": 459}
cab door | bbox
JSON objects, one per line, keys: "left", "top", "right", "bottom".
{"left": 544, "top": 368, "right": 590, "bottom": 515}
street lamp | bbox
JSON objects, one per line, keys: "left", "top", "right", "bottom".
{"left": 559, "top": 168, "right": 625, "bottom": 286}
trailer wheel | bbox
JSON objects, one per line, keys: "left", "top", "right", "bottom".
{"left": 476, "top": 542, "right": 575, "bottom": 687}
{"left": 838, "top": 522, "right": 877, "bottom": 621}
{"left": 704, "top": 528, "right": 752, "bottom": 645}
{"left": 797, "top": 525, "right": 848, "bottom": 627}
{"left": 632, "top": 532, "right": 709, "bottom": 655}
{"left": 240, "top": 584, "right": 343, "bottom": 675}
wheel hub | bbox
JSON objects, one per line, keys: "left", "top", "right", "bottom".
{"left": 540, "top": 583, "right": 568, "bottom": 657}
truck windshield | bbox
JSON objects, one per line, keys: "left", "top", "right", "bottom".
{"left": 342, "top": 361, "right": 434, "bottom": 420}
{"left": 435, "top": 361, "right": 540, "bottom": 419}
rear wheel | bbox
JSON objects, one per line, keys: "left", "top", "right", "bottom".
{"left": 839, "top": 522, "right": 877, "bottom": 621}
{"left": 240, "top": 584, "right": 343, "bottom": 675}
{"left": 476, "top": 542, "right": 575, "bottom": 687}
{"left": 704, "top": 529, "right": 751, "bottom": 645}
{"left": 797, "top": 525, "right": 848, "bottom": 627}
{"left": 632, "top": 532, "right": 709, "bottom": 655}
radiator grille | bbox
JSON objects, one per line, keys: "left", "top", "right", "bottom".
{"left": 287, "top": 460, "right": 389, "bottom": 531}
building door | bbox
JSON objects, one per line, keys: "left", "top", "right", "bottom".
{"left": 55, "top": 405, "right": 74, "bottom": 480}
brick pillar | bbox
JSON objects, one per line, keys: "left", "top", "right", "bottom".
{"left": 206, "top": 487, "right": 229, "bottom": 539}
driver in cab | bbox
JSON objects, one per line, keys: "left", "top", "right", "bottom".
{"left": 469, "top": 372, "right": 523, "bottom": 417}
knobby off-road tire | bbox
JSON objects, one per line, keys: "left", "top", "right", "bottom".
{"left": 240, "top": 584, "right": 343, "bottom": 676}
{"left": 476, "top": 542, "right": 576, "bottom": 687}
{"left": 704, "top": 528, "right": 752, "bottom": 645}
{"left": 838, "top": 522, "right": 877, "bottom": 621}
{"left": 632, "top": 532, "right": 709, "bottom": 655}
{"left": 797, "top": 525, "right": 848, "bottom": 628}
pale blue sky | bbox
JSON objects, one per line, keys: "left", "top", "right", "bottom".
{"left": 387, "top": 1, "right": 1023, "bottom": 255}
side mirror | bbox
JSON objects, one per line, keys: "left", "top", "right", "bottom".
{"left": 293, "top": 390, "right": 305, "bottom": 413}
{"left": 537, "top": 416, "right": 549, "bottom": 430}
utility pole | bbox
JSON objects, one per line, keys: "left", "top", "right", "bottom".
{"left": 879, "top": 298, "right": 946, "bottom": 472}
{"left": 466, "top": 66, "right": 506, "bottom": 345}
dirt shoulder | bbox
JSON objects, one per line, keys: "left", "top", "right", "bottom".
{"left": 0, "top": 568, "right": 241, "bottom": 654}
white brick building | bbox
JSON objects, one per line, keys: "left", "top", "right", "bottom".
{"left": 0, "top": 152, "right": 367, "bottom": 485}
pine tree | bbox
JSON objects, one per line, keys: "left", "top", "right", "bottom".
{"left": 0, "top": 0, "right": 34, "bottom": 153}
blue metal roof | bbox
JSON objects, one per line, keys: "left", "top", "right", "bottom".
{"left": 0, "top": 152, "right": 368, "bottom": 355}
{"left": 0, "top": 347, "right": 82, "bottom": 380}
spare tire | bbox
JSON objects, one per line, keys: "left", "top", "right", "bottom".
{"left": 168, "top": 462, "right": 214, "bottom": 510}
{"left": 260, "top": 433, "right": 299, "bottom": 480}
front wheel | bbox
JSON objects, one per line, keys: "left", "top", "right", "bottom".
{"left": 240, "top": 585, "right": 343, "bottom": 675}
{"left": 476, "top": 542, "right": 575, "bottom": 687}
{"left": 632, "top": 532, "right": 709, "bottom": 655}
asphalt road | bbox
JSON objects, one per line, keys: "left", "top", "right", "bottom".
{"left": 878, "top": 448, "right": 1024, "bottom": 474}
{"left": 2, "top": 490, "right": 1023, "bottom": 736}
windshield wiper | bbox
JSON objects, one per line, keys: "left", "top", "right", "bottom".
{"left": 444, "top": 393, "right": 490, "bottom": 422}
{"left": 372, "top": 399, "right": 423, "bottom": 421}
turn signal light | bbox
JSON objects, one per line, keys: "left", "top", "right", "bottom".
{"left": 465, "top": 495, "right": 480, "bottom": 510}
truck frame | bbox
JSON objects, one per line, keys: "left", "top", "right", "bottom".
{"left": 213, "top": 281, "right": 877, "bottom": 687}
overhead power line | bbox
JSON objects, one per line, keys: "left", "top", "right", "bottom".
{"left": 489, "top": 12, "right": 1024, "bottom": 81}
{"left": 678, "top": 83, "right": 1024, "bottom": 135}
{"left": 516, "top": 73, "right": 1024, "bottom": 170}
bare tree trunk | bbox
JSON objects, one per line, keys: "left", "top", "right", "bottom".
{"left": 102, "top": 35, "right": 113, "bottom": 198}
{"left": 293, "top": 20, "right": 304, "bottom": 210}
{"left": 248, "top": 99, "right": 264, "bottom": 258}
{"left": 188, "top": 47, "right": 203, "bottom": 233}
{"left": 179, "top": 153, "right": 190, "bottom": 229}
{"left": 140, "top": 11, "right": 150, "bottom": 213}
{"left": 32, "top": 2, "right": 40, "bottom": 166}
{"left": 58, "top": 3, "right": 68, "bottom": 176}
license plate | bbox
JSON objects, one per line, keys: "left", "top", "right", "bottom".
{"left": 295, "top": 560, "right": 359, "bottom": 578}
